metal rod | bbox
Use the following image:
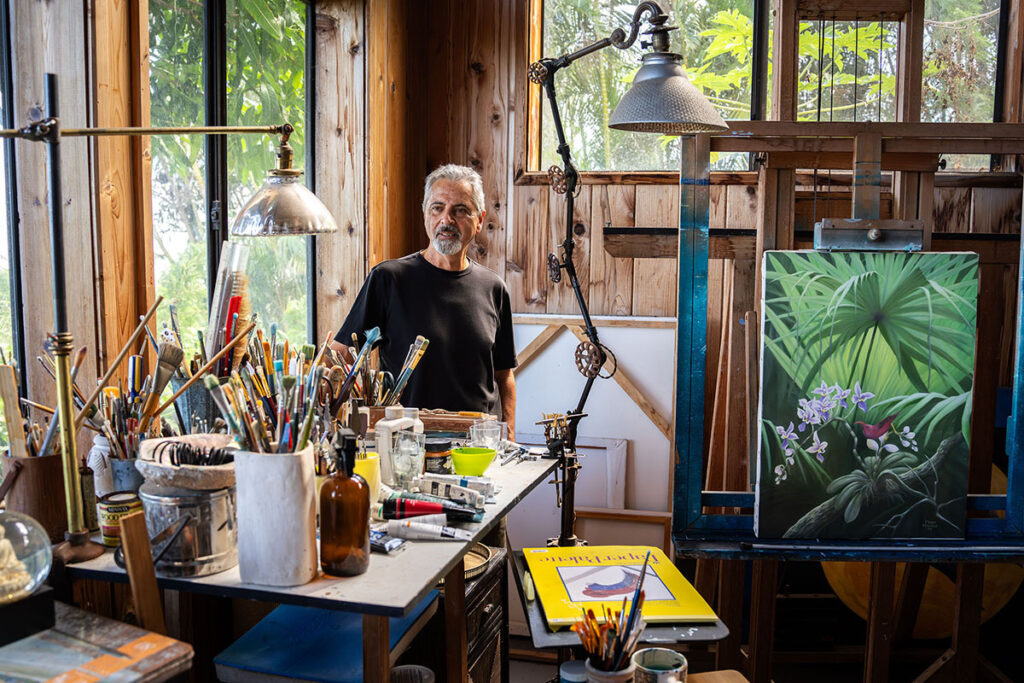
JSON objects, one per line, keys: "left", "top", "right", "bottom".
{"left": 44, "top": 73, "right": 84, "bottom": 536}
{"left": 0, "top": 124, "right": 286, "bottom": 139}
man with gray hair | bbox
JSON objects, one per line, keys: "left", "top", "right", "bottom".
{"left": 333, "top": 164, "right": 517, "bottom": 435}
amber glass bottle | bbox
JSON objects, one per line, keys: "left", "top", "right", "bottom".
{"left": 320, "top": 429, "right": 370, "bottom": 576}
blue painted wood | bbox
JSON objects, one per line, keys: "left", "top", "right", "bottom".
{"left": 702, "top": 492, "right": 755, "bottom": 507}
{"left": 673, "top": 135, "right": 710, "bottom": 536}
{"left": 967, "top": 494, "right": 1008, "bottom": 511}
{"left": 673, "top": 535, "right": 1024, "bottom": 562}
{"left": 1007, "top": 230, "right": 1024, "bottom": 535}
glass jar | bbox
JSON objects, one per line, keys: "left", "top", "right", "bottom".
{"left": 0, "top": 510, "right": 52, "bottom": 605}
{"left": 424, "top": 438, "right": 453, "bottom": 475}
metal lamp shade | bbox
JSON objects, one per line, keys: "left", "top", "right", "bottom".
{"left": 609, "top": 52, "right": 728, "bottom": 134}
{"left": 230, "top": 172, "right": 338, "bottom": 237}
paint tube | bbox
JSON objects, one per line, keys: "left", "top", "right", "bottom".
{"left": 369, "top": 529, "right": 406, "bottom": 554}
{"left": 415, "top": 473, "right": 495, "bottom": 497}
{"left": 387, "top": 519, "right": 473, "bottom": 542}
{"left": 412, "top": 477, "right": 485, "bottom": 509}
{"left": 381, "top": 488, "right": 483, "bottom": 522}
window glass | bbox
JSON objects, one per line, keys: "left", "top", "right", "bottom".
{"left": 923, "top": 0, "right": 1000, "bottom": 170}
{"left": 540, "top": 0, "right": 753, "bottom": 171}
{"left": 796, "top": 21, "right": 898, "bottom": 122}
{"left": 149, "top": 0, "right": 207, "bottom": 356}
{"left": 226, "top": 0, "right": 308, "bottom": 344}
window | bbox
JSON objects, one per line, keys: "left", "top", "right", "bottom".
{"left": 0, "top": 0, "right": 18, "bottom": 451}
{"left": 922, "top": 0, "right": 1000, "bottom": 170}
{"left": 796, "top": 21, "right": 899, "bottom": 123}
{"left": 539, "top": 0, "right": 754, "bottom": 171}
{"left": 149, "top": 0, "right": 311, "bottom": 356}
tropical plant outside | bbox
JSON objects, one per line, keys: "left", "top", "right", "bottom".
{"left": 541, "top": 0, "right": 999, "bottom": 172}
{"left": 757, "top": 251, "right": 978, "bottom": 539}
{"left": 149, "top": 0, "right": 309, "bottom": 362}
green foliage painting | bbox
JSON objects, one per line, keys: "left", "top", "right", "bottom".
{"left": 756, "top": 251, "right": 979, "bottom": 539}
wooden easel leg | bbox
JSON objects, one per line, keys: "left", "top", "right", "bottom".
{"left": 894, "top": 563, "right": 928, "bottom": 645}
{"left": 363, "top": 614, "right": 390, "bottom": 683}
{"left": 865, "top": 562, "right": 896, "bottom": 683}
{"left": 748, "top": 559, "right": 778, "bottom": 683}
{"left": 952, "top": 563, "right": 984, "bottom": 683}
{"left": 716, "top": 559, "right": 745, "bottom": 671}
{"left": 445, "top": 562, "right": 468, "bottom": 683}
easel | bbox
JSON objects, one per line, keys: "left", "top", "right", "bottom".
{"left": 668, "top": 125, "right": 1024, "bottom": 683}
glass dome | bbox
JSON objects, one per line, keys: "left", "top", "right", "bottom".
{"left": 0, "top": 510, "right": 53, "bottom": 605}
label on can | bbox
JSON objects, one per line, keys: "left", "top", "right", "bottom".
{"left": 98, "top": 491, "right": 142, "bottom": 547}
{"left": 424, "top": 453, "right": 453, "bottom": 475}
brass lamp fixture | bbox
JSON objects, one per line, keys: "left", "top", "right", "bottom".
{"left": 230, "top": 123, "right": 338, "bottom": 236}
{"left": 529, "top": 1, "right": 726, "bottom": 547}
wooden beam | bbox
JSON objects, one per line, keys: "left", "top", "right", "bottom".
{"left": 721, "top": 120, "right": 1024, "bottom": 139}
{"left": 512, "top": 314, "right": 675, "bottom": 328}
{"left": 366, "top": 0, "right": 388, "bottom": 268}
{"left": 896, "top": 0, "right": 924, "bottom": 122}
{"left": 567, "top": 325, "right": 672, "bottom": 441}
{"left": 771, "top": 0, "right": 799, "bottom": 121}
{"left": 865, "top": 562, "right": 896, "bottom": 683}
{"left": 797, "top": 0, "right": 911, "bottom": 21}
{"left": 363, "top": 614, "right": 390, "bottom": 683}
{"left": 443, "top": 562, "right": 467, "bottom": 683}
{"left": 515, "top": 324, "right": 561, "bottom": 371}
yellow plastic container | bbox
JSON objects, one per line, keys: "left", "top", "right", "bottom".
{"left": 451, "top": 447, "right": 496, "bottom": 476}
{"left": 353, "top": 451, "right": 382, "bottom": 503}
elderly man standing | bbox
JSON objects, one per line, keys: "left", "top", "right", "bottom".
{"left": 332, "top": 164, "right": 517, "bottom": 437}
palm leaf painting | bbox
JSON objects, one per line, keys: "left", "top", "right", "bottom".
{"left": 755, "top": 251, "right": 978, "bottom": 539}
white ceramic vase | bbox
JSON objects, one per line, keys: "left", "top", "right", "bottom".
{"left": 234, "top": 446, "right": 317, "bottom": 586}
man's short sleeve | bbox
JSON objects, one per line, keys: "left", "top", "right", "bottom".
{"left": 335, "top": 267, "right": 386, "bottom": 346}
{"left": 494, "top": 285, "right": 517, "bottom": 371}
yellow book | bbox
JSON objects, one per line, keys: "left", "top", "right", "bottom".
{"left": 523, "top": 545, "right": 717, "bottom": 630}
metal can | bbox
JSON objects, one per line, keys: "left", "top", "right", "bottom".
{"left": 424, "top": 438, "right": 453, "bottom": 474}
{"left": 97, "top": 491, "right": 143, "bottom": 547}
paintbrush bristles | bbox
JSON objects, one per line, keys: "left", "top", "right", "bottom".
{"left": 231, "top": 273, "right": 252, "bottom": 372}
{"left": 139, "top": 342, "right": 184, "bottom": 423}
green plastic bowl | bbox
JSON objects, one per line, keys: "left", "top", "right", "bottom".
{"left": 451, "top": 447, "right": 497, "bottom": 476}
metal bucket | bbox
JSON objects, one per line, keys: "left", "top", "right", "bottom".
{"left": 139, "top": 482, "right": 237, "bottom": 577}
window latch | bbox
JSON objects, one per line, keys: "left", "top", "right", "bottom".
{"left": 210, "top": 199, "right": 222, "bottom": 228}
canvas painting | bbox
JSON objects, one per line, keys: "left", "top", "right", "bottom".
{"left": 755, "top": 251, "right": 979, "bottom": 539}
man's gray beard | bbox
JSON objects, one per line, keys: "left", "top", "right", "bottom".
{"left": 432, "top": 229, "right": 463, "bottom": 256}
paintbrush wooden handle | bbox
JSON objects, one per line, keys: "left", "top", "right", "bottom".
{"left": 0, "top": 365, "right": 26, "bottom": 457}
{"left": 76, "top": 295, "right": 163, "bottom": 429}
{"left": 153, "top": 322, "right": 255, "bottom": 417}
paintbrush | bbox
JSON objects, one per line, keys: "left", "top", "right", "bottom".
{"left": 204, "top": 375, "right": 247, "bottom": 445}
{"left": 76, "top": 295, "right": 163, "bottom": 429}
{"left": 335, "top": 327, "right": 381, "bottom": 404}
{"left": 138, "top": 342, "right": 185, "bottom": 426}
{"left": 385, "top": 336, "right": 429, "bottom": 405}
{"left": 152, "top": 321, "right": 255, "bottom": 417}
{"left": 294, "top": 366, "right": 324, "bottom": 452}
{"left": 37, "top": 346, "right": 89, "bottom": 457}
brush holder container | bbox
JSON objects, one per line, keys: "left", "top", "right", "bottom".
{"left": 585, "top": 659, "right": 636, "bottom": 683}
{"left": 110, "top": 458, "right": 144, "bottom": 494}
{"left": 0, "top": 454, "right": 68, "bottom": 543}
{"left": 234, "top": 446, "right": 317, "bottom": 586}
{"left": 169, "top": 376, "right": 219, "bottom": 431}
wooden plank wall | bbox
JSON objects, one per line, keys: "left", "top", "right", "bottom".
{"left": 10, "top": 0, "right": 100, "bottom": 405}
{"left": 314, "top": 0, "right": 367, "bottom": 342}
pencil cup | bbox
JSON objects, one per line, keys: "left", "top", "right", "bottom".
{"left": 109, "top": 457, "right": 144, "bottom": 494}
{"left": 1, "top": 453, "right": 68, "bottom": 543}
{"left": 632, "top": 648, "right": 687, "bottom": 683}
{"left": 235, "top": 446, "right": 317, "bottom": 586}
{"left": 585, "top": 658, "right": 636, "bottom": 683}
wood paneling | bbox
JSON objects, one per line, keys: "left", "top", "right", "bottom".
{"left": 590, "top": 185, "right": 635, "bottom": 316}
{"left": 632, "top": 186, "right": 678, "bottom": 316}
{"left": 94, "top": 0, "right": 153, "bottom": 384}
{"left": 971, "top": 188, "right": 1022, "bottom": 234}
{"left": 547, "top": 187, "right": 591, "bottom": 314}
{"left": 11, "top": 0, "right": 100, "bottom": 409}
{"left": 507, "top": 185, "right": 549, "bottom": 312}
{"left": 467, "top": 0, "right": 513, "bottom": 277}
{"left": 314, "top": 0, "right": 366, "bottom": 341}
{"left": 933, "top": 188, "right": 972, "bottom": 233}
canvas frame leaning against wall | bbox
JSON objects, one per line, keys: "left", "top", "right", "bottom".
{"left": 755, "top": 250, "right": 979, "bottom": 540}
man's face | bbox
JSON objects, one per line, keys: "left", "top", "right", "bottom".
{"left": 423, "top": 178, "right": 483, "bottom": 257}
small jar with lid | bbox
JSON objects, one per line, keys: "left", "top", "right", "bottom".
{"left": 424, "top": 438, "right": 453, "bottom": 475}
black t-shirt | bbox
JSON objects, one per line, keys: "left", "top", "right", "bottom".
{"left": 335, "top": 252, "right": 517, "bottom": 415}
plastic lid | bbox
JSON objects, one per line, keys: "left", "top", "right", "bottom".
{"left": 384, "top": 406, "right": 404, "bottom": 419}
{"left": 559, "top": 659, "right": 587, "bottom": 682}
{"left": 425, "top": 438, "right": 452, "bottom": 452}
